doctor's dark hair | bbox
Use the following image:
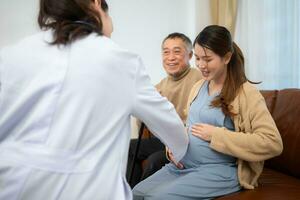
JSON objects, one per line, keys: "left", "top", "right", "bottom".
{"left": 194, "top": 25, "right": 249, "bottom": 117}
{"left": 162, "top": 32, "right": 193, "bottom": 53}
{"left": 38, "top": 0, "right": 108, "bottom": 45}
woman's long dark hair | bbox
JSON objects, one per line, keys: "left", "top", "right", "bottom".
{"left": 38, "top": 0, "right": 108, "bottom": 45}
{"left": 194, "top": 25, "right": 255, "bottom": 117}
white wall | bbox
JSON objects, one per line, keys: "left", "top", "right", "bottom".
{"left": 0, "top": 0, "right": 39, "bottom": 47}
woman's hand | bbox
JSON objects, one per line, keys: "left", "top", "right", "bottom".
{"left": 191, "top": 123, "right": 215, "bottom": 142}
{"left": 166, "top": 147, "right": 184, "bottom": 169}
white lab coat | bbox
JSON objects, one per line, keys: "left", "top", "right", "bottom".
{"left": 0, "top": 31, "right": 188, "bottom": 200}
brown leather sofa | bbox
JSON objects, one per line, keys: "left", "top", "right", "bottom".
{"left": 139, "top": 89, "right": 300, "bottom": 199}
{"left": 217, "top": 89, "right": 300, "bottom": 200}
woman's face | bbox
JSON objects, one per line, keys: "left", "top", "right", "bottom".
{"left": 194, "top": 43, "right": 231, "bottom": 83}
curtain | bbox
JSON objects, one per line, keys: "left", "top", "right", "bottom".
{"left": 210, "top": 0, "right": 238, "bottom": 36}
{"left": 234, "top": 0, "right": 300, "bottom": 89}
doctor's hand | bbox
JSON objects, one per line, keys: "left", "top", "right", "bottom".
{"left": 166, "top": 147, "right": 184, "bottom": 169}
{"left": 191, "top": 123, "right": 215, "bottom": 142}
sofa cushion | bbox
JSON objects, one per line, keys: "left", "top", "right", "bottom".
{"left": 216, "top": 168, "right": 300, "bottom": 200}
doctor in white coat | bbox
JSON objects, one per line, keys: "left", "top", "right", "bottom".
{"left": 0, "top": 0, "right": 188, "bottom": 199}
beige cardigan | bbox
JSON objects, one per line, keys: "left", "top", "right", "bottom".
{"left": 186, "top": 80, "right": 283, "bottom": 189}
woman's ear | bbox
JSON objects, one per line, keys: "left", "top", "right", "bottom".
{"left": 93, "top": 0, "right": 100, "bottom": 7}
{"left": 92, "top": 0, "right": 106, "bottom": 18}
{"left": 92, "top": 0, "right": 103, "bottom": 12}
{"left": 90, "top": 0, "right": 99, "bottom": 11}
{"left": 224, "top": 52, "right": 233, "bottom": 65}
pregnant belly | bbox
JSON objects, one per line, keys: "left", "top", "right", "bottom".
{"left": 180, "top": 134, "right": 236, "bottom": 169}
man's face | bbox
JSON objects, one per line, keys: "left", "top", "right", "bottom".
{"left": 162, "top": 38, "right": 192, "bottom": 77}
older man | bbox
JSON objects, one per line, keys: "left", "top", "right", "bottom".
{"left": 127, "top": 33, "right": 202, "bottom": 187}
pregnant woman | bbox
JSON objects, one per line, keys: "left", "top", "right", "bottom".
{"left": 132, "top": 25, "right": 283, "bottom": 200}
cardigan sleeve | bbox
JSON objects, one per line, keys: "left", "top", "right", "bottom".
{"left": 210, "top": 86, "right": 283, "bottom": 162}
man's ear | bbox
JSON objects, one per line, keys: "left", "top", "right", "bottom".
{"left": 224, "top": 52, "right": 232, "bottom": 65}
{"left": 189, "top": 51, "right": 193, "bottom": 60}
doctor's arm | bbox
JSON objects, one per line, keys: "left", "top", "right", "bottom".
{"left": 131, "top": 57, "right": 188, "bottom": 163}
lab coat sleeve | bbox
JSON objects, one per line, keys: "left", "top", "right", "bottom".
{"left": 131, "top": 57, "right": 188, "bottom": 162}
{"left": 0, "top": 49, "right": 2, "bottom": 93}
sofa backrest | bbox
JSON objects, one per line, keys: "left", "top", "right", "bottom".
{"left": 261, "top": 89, "right": 300, "bottom": 178}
